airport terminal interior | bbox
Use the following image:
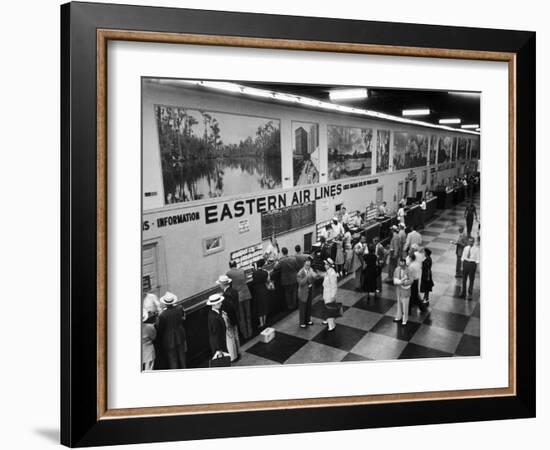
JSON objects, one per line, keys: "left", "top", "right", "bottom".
{"left": 141, "top": 79, "right": 481, "bottom": 370}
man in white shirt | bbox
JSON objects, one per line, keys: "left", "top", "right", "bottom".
{"left": 404, "top": 225, "right": 423, "bottom": 254}
{"left": 351, "top": 211, "right": 363, "bottom": 228}
{"left": 378, "top": 201, "right": 388, "bottom": 217}
{"left": 460, "top": 236, "right": 480, "bottom": 300}
{"left": 419, "top": 197, "right": 427, "bottom": 229}
{"left": 340, "top": 207, "right": 350, "bottom": 225}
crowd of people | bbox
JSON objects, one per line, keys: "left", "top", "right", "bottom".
{"left": 142, "top": 188, "right": 480, "bottom": 370}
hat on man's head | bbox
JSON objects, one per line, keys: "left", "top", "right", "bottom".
{"left": 206, "top": 293, "right": 224, "bottom": 306}
{"left": 399, "top": 223, "right": 406, "bottom": 228}
{"left": 216, "top": 274, "right": 232, "bottom": 286}
{"left": 391, "top": 225, "right": 399, "bottom": 231}
{"left": 160, "top": 291, "right": 178, "bottom": 306}
{"left": 325, "top": 258, "right": 335, "bottom": 267}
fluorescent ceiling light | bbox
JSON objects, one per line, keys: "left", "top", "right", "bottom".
{"left": 476, "top": 128, "right": 481, "bottom": 132}
{"left": 448, "top": 91, "right": 481, "bottom": 97}
{"left": 176, "top": 80, "right": 478, "bottom": 135}
{"left": 402, "top": 109, "right": 430, "bottom": 116}
{"left": 329, "top": 88, "right": 368, "bottom": 100}
{"left": 461, "top": 124, "right": 480, "bottom": 129}
{"left": 439, "top": 118, "right": 461, "bottom": 124}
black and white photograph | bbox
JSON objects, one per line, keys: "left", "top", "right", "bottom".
{"left": 141, "top": 78, "right": 481, "bottom": 371}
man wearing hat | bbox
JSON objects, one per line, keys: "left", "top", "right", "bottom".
{"left": 398, "top": 223, "right": 407, "bottom": 259}
{"left": 216, "top": 275, "right": 241, "bottom": 361}
{"left": 206, "top": 294, "right": 228, "bottom": 359}
{"left": 156, "top": 291, "right": 187, "bottom": 369}
{"left": 386, "top": 225, "right": 401, "bottom": 284}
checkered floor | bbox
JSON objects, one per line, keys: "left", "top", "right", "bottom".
{"left": 235, "top": 194, "right": 481, "bottom": 367}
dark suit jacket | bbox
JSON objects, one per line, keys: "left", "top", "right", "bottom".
{"left": 156, "top": 305, "right": 186, "bottom": 351}
{"left": 208, "top": 309, "right": 227, "bottom": 355}
{"left": 297, "top": 267, "right": 317, "bottom": 302}
{"left": 274, "top": 256, "right": 299, "bottom": 286}
{"left": 295, "top": 253, "right": 310, "bottom": 270}
{"left": 222, "top": 287, "right": 239, "bottom": 326}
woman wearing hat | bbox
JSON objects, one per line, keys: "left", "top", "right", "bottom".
{"left": 216, "top": 275, "right": 241, "bottom": 362}
{"left": 142, "top": 309, "right": 157, "bottom": 371}
{"left": 206, "top": 294, "right": 228, "bottom": 359}
{"left": 322, "top": 258, "right": 339, "bottom": 331}
{"left": 156, "top": 291, "right": 187, "bottom": 369}
{"left": 420, "top": 248, "right": 434, "bottom": 305}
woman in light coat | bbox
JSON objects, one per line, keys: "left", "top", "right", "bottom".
{"left": 322, "top": 258, "right": 339, "bottom": 331}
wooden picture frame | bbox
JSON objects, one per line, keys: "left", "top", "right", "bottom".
{"left": 61, "top": 1, "right": 535, "bottom": 446}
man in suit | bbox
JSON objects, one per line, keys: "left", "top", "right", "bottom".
{"left": 273, "top": 247, "right": 299, "bottom": 310}
{"left": 156, "top": 291, "right": 187, "bottom": 369}
{"left": 206, "top": 293, "right": 228, "bottom": 359}
{"left": 386, "top": 226, "right": 401, "bottom": 284}
{"left": 226, "top": 261, "right": 253, "bottom": 340}
{"left": 294, "top": 244, "right": 309, "bottom": 270}
{"left": 460, "top": 236, "right": 480, "bottom": 300}
{"left": 296, "top": 257, "right": 318, "bottom": 327}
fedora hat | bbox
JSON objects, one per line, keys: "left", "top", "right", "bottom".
{"left": 324, "top": 258, "right": 335, "bottom": 267}
{"left": 206, "top": 293, "right": 224, "bottom": 306}
{"left": 160, "top": 291, "right": 178, "bottom": 306}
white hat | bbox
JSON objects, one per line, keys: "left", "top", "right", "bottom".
{"left": 160, "top": 291, "right": 178, "bottom": 306}
{"left": 206, "top": 293, "right": 224, "bottom": 306}
{"left": 391, "top": 225, "right": 399, "bottom": 231}
{"left": 216, "top": 274, "right": 232, "bottom": 286}
{"left": 399, "top": 222, "right": 406, "bottom": 228}
{"left": 325, "top": 258, "right": 335, "bottom": 267}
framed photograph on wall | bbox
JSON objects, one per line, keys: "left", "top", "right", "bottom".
{"left": 61, "top": 1, "right": 535, "bottom": 447}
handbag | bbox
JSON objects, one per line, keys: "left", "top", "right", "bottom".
{"left": 326, "top": 301, "right": 343, "bottom": 318}
{"left": 209, "top": 354, "right": 231, "bottom": 368}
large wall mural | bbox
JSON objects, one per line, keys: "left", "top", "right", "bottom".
{"left": 327, "top": 125, "right": 373, "bottom": 180}
{"left": 429, "top": 135, "right": 439, "bottom": 166}
{"left": 392, "top": 132, "right": 428, "bottom": 170}
{"left": 292, "top": 121, "right": 320, "bottom": 186}
{"left": 155, "top": 105, "right": 281, "bottom": 204}
{"left": 376, "top": 129, "right": 390, "bottom": 173}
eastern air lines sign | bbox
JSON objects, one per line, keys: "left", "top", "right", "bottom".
{"left": 143, "top": 183, "right": 347, "bottom": 230}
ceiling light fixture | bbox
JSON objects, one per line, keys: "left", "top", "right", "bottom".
{"left": 329, "top": 88, "right": 368, "bottom": 101}
{"left": 461, "top": 124, "right": 480, "bottom": 129}
{"left": 402, "top": 109, "right": 430, "bottom": 116}
{"left": 439, "top": 118, "right": 461, "bottom": 124}
{"left": 447, "top": 91, "right": 481, "bottom": 97}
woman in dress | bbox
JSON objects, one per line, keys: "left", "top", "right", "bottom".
{"left": 250, "top": 259, "right": 270, "bottom": 328}
{"left": 333, "top": 233, "right": 345, "bottom": 277}
{"left": 322, "top": 258, "right": 339, "bottom": 331}
{"left": 363, "top": 244, "right": 378, "bottom": 298}
{"left": 141, "top": 309, "right": 157, "bottom": 371}
{"left": 420, "top": 248, "right": 434, "bottom": 305}
{"left": 374, "top": 237, "right": 388, "bottom": 293}
{"left": 343, "top": 224, "right": 353, "bottom": 276}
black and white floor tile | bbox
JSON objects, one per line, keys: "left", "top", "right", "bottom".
{"left": 236, "top": 194, "right": 481, "bottom": 366}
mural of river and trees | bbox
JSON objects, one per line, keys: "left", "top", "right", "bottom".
{"left": 376, "top": 130, "right": 390, "bottom": 173}
{"left": 292, "top": 121, "right": 320, "bottom": 186}
{"left": 392, "top": 132, "right": 428, "bottom": 171}
{"left": 327, "top": 125, "right": 373, "bottom": 180}
{"left": 154, "top": 106, "right": 281, "bottom": 203}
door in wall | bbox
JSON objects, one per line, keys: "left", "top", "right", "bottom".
{"left": 304, "top": 232, "right": 313, "bottom": 254}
